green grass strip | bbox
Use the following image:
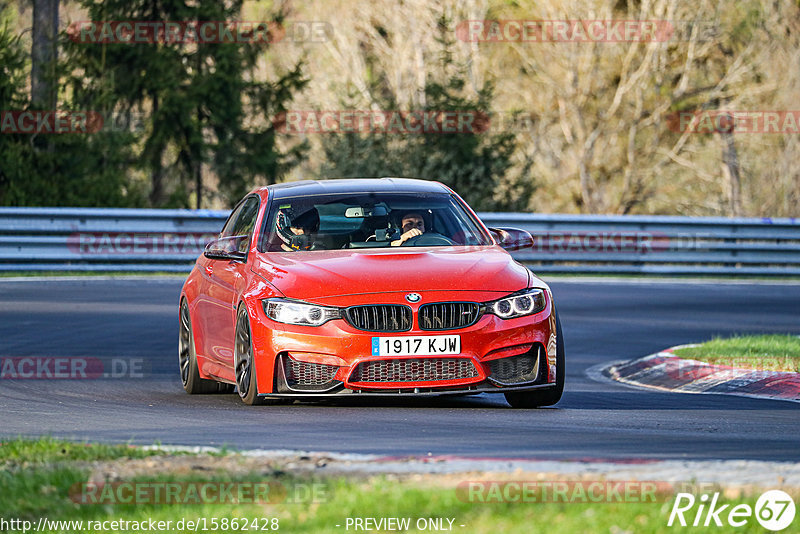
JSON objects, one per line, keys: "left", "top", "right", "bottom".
{"left": 0, "top": 436, "right": 164, "bottom": 464}
{"left": 673, "top": 334, "right": 800, "bottom": 372}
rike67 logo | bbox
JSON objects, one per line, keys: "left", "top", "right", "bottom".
{"left": 668, "top": 490, "right": 795, "bottom": 531}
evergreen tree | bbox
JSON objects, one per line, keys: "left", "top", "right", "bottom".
{"left": 1, "top": 3, "right": 142, "bottom": 207}
{"left": 62, "top": 0, "right": 308, "bottom": 208}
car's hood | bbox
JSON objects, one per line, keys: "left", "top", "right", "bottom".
{"left": 251, "top": 246, "right": 530, "bottom": 301}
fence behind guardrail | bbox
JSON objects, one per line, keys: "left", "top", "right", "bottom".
{"left": 1, "top": 208, "right": 798, "bottom": 275}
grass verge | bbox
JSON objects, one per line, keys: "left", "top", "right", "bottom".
{"left": 673, "top": 334, "right": 800, "bottom": 372}
{"left": 0, "top": 438, "right": 790, "bottom": 533}
{"left": 0, "top": 436, "right": 164, "bottom": 464}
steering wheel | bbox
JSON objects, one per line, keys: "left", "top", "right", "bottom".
{"left": 401, "top": 232, "right": 456, "bottom": 247}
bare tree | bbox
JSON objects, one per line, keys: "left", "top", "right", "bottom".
{"left": 270, "top": 0, "right": 800, "bottom": 216}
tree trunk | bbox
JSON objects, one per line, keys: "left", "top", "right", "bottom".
{"left": 148, "top": 95, "right": 166, "bottom": 207}
{"left": 194, "top": 156, "right": 202, "bottom": 210}
{"left": 31, "top": 0, "right": 59, "bottom": 109}
{"left": 194, "top": 77, "right": 203, "bottom": 209}
{"left": 720, "top": 129, "right": 742, "bottom": 217}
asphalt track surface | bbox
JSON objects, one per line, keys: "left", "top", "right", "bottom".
{"left": 1, "top": 277, "right": 798, "bottom": 460}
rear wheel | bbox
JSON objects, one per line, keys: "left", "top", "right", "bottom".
{"left": 504, "top": 309, "right": 565, "bottom": 408}
{"left": 179, "top": 300, "right": 232, "bottom": 394}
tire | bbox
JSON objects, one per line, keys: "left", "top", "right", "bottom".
{"left": 504, "top": 309, "right": 565, "bottom": 408}
{"left": 179, "top": 299, "right": 233, "bottom": 394}
{"left": 234, "top": 304, "right": 283, "bottom": 405}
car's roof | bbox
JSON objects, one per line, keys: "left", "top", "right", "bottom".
{"left": 253, "top": 178, "right": 451, "bottom": 199}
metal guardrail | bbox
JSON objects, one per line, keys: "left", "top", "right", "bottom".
{"left": 0, "top": 207, "right": 799, "bottom": 275}
{"left": 479, "top": 213, "right": 800, "bottom": 276}
{"left": 0, "top": 207, "right": 226, "bottom": 273}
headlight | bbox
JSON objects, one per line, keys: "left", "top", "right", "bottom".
{"left": 487, "top": 289, "right": 546, "bottom": 319}
{"left": 262, "top": 298, "right": 341, "bottom": 326}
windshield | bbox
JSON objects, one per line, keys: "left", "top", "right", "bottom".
{"left": 259, "top": 192, "right": 493, "bottom": 252}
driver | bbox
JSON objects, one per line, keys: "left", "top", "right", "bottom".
{"left": 275, "top": 207, "right": 320, "bottom": 251}
{"left": 391, "top": 211, "right": 426, "bottom": 246}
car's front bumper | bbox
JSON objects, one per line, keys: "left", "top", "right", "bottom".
{"left": 247, "top": 292, "right": 558, "bottom": 397}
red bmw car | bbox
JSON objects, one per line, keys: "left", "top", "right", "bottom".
{"left": 179, "top": 178, "right": 564, "bottom": 408}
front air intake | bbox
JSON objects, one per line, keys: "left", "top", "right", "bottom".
{"left": 349, "top": 358, "right": 478, "bottom": 383}
{"left": 280, "top": 355, "right": 340, "bottom": 392}
{"left": 487, "top": 345, "right": 542, "bottom": 386}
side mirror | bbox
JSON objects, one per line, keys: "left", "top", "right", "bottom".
{"left": 488, "top": 227, "right": 533, "bottom": 251}
{"left": 204, "top": 235, "right": 249, "bottom": 262}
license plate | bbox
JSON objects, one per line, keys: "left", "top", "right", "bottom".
{"left": 371, "top": 335, "right": 461, "bottom": 356}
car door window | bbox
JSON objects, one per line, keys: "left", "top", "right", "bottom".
{"left": 219, "top": 202, "right": 245, "bottom": 237}
{"left": 220, "top": 196, "right": 260, "bottom": 252}
{"left": 230, "top": 197, "right": 260, "bottom": 237}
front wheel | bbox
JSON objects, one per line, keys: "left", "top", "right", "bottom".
{"left": 234, "top": 304, "right": 283, "bottom": 405}
{"left": 504, "top": 309, "right": 565, "bottom": 408}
